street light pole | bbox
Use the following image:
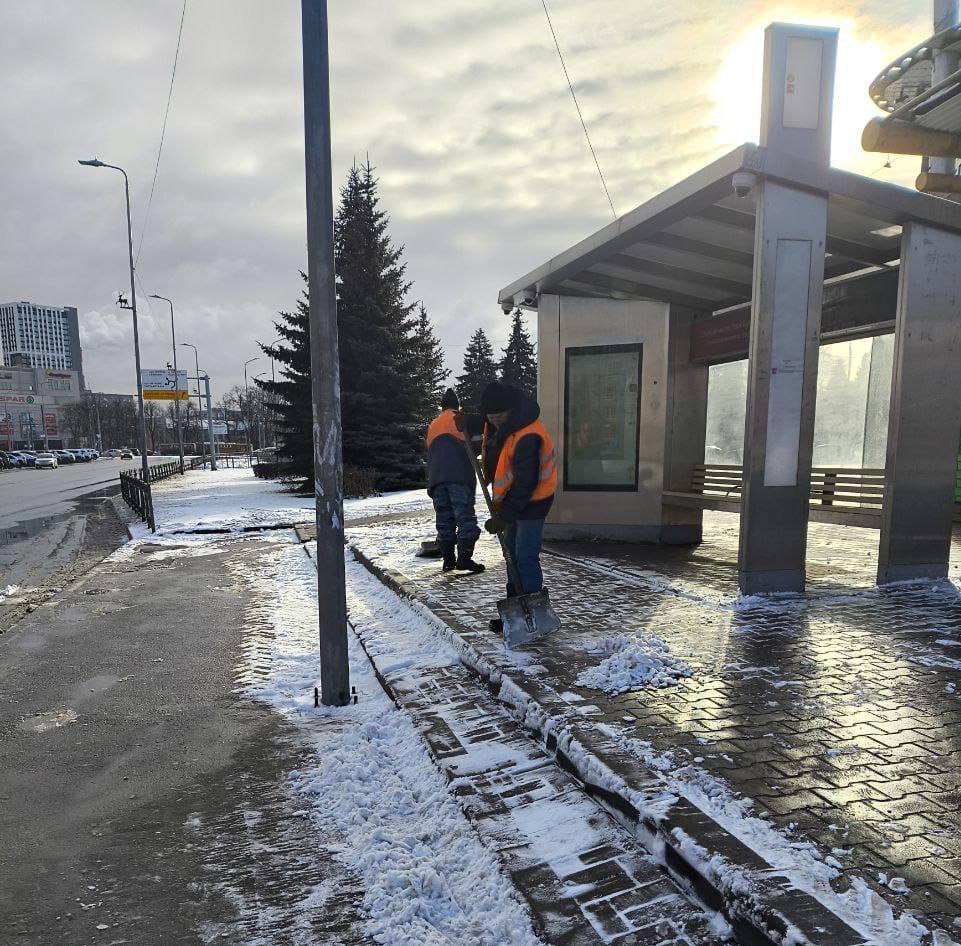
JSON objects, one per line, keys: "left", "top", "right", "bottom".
{"left": 180, "top": 342, "right": 204, "bottom": 457}
{"left": 302, "top": 0, "right": 350, "bottom": 706}
{"left": 150, "top": 294, "right": 185, "bottom": 472}
{"left": 78, "top": 158, "right": 150, "bottom": 482}
{"left": 243, "top": 356, "right": 259, "bottom": 455}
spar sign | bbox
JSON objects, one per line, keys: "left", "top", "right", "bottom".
{"left": 140, "top": 368, "right": 188, "bottom": 401}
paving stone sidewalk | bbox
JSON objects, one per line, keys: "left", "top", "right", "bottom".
{"left": 345, "top": 510, "right": 961, "bottom": 940}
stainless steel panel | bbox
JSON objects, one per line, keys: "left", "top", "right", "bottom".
{"left": 739, "top": 181, "right": 828, "bottom": 593}
{"left": 878, "top": 222, "right": 961, "bottom": 583}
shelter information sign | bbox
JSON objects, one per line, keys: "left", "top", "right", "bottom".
{"left": 783, "top": 36, "right": 823, "bottom": 130}
{"left": 141, "top": 369, "right": 188, "bottom": 401}
{"left": 563, "top": 343, "right": 642, "bottom": 491}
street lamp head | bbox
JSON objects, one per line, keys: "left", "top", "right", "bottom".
{"left": 78, "top": 158, "right": 104, "bottom": 167}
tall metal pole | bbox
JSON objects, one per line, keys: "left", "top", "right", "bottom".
{"left": 301, "top": 0, "right": 349, "bottom": 706}
{"left": 151, "top": 295, "right": 185, "bottom": 472}
{"left": 181, "top": 342, "right": 204, "bottom": 458}
{"left": 79, "top": 160, "right": 150, "bottom": 481}
{"left": 243, "top": 357, "right": 259, "bottom": 456}
{"left": 203, "top": 375, "right": 218, "bottom": 471}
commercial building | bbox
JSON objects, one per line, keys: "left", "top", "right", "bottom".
{"left": 0, "top": 364, "right": 82, "bottom": 450}
{"left": 0, "top": 301, "right": 85, "bottom": 389}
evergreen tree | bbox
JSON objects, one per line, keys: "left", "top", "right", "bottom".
{"left": 499, "top": 308, "right": 537, "bottom": 397}
{"left": 409, "top": 303, "right": 449, "bottom": 427}
{"left": 335, "top": 160, "right": 422, "bottom": 490}
{"left": 256, "top": 274, "right": 313, "bottom": 488}
{"left": 456, "top": 328, "right": 499, "bottom": 413}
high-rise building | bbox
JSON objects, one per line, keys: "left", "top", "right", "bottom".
{"left": 0, "top": 301, "right": 85, "bottom": 390}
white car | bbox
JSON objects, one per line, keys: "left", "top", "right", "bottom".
{"left": 34, "top": 452, "right": 58, "bottom": 469}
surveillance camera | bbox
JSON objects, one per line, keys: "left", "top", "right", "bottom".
{"left": 731, "top": 171, "right": 757, "bottom": 199}
{"left": 513, "top": 290, "right": 537, "bottom": 308}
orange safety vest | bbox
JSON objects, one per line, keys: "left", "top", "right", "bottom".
{"left": 485, "top": 419, "right": 557, "bottom": 507}
{"left": 425, "top": 409, "right": 465, "bottom": 449}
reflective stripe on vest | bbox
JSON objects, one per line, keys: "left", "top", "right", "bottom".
{"left": 425, "top": 409, "right": 465, "bottom": 449}
{"left": 489, "top": 419, "right": 557, "bottom": 506}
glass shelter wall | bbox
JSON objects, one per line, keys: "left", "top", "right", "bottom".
{"left": 704, "top": 335, "right": 895, "bottom": 468}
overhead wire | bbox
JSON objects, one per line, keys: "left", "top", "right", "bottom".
{"left": 135, "top": 0, "right": 188, "bottom": 265}
{"left": 539, "top": 0, "right": 617, "bottom": 219}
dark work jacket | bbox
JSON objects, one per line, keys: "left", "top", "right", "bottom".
{"left": 426, "top": 410, "right": 478, "bottom": 497}
{"left": 481, "top": 389, "right": 554, "bottom": 523}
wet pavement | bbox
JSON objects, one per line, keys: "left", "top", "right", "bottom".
{"left": 347, "top": 509, "right": 961, "bottom": 939}
{"left": 0, "top": 534, "right": 372, "bottom": 945}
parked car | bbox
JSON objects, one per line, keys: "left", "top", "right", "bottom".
{"left": 68, "top": 449, "right": 91, "bottom": 462}
{"left": 54, "top": 449, "right": 76, "bottom": 463}
{"left": 119, "top": 450, "right": 133, "bottom": 460}
{"left": 6, "top": 452, "right": 29, "bottom": 467}
{"left": 0, "top": 452, "right": 14, "bottom": 469}
{"left": 103, "top": 449, "right": 120, "bottom": 458}
{"left": 34, "top": 452, "right": 58, "bottom": 469}
{"left": 20, "top": 451, "right": 38, "bottom": 466}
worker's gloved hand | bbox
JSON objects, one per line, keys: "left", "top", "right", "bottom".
{"left": 452, "top": 411, "right": 466, "bottom": 432}
{"left": 485, "top": 516, "right": 506, "bottom": 535}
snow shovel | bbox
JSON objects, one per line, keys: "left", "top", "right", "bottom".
{"left": 457, "top": 421, "right": 561, "bottom": 647}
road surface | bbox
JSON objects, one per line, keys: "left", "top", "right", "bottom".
{"left": 0, "top": 457, "right": 178, "bottom": 632}
{"left": 0, "top": 456, "right": 171, "bottom": 531}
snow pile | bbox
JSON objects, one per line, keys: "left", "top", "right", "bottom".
{"left": 144, "top": 467, "right": 432, "bottom": 537}
{"left": 235, "top": 543, "right": 546, "bottom": 946}
{"left": 0, "top": 583, "right": 19, "bottom": 602}
{"left": 575, "top": 633, "right": 692, "bottom": 694}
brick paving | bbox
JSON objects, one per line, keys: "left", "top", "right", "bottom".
{"left": 347, "top": 510, "right": 961, "bottom": 940}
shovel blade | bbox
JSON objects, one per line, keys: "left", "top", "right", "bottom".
{"left": 498, "top": 589, "right": 562, "bottom": 647}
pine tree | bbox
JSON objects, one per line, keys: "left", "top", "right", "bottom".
{"left": 409, "top": 303, "right": 449, "bottom": 428}
{"left": 456, "top": 328, "right": 499, "bottom": 414}
{"left": 256, "top": 273, "right": 313, "bottom": 488}
{"left": 335, "top": 160, "right": 423, "bottom": 490}
{"left": 499, "top": 308, "right": 537, "bottom": 397}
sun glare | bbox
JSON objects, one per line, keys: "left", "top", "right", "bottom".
{"left": 710, "top": 17, "right": 886, "bottom": 172}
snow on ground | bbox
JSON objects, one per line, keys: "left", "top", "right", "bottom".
{"left": 233, "top": 541, "right": 547, "bottom": 946}
{"left": 575, "top": 633, "right": 693, "bottom": 695}
{"left": 141, "top": 467, "right": 431, "bottom": 537}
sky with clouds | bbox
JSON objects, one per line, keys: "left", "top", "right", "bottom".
{"left": 0, "top": 0, "right": 933, "bottom": 400}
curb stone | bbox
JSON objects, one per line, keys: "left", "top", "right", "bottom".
{"left": 348, "top": 542, "right": 873, "bottom": 946}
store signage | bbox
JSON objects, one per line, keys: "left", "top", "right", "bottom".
{"left": 0, "top": 393, "right": 37, "bottom": 405}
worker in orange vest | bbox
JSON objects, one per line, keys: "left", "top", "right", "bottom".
{"left": 425, "top": 388, "right": 485, "bottom": 574}
{"left": 479, "top": 381, "right": 557, "bottom": 608}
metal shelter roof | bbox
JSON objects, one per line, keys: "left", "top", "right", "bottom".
{"left": 497, "top": 144, "right": 961, "bottom": 313}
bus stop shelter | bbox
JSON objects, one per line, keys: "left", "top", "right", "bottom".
{"left": 498, "top": 27, "right": 961, "bottom": 594}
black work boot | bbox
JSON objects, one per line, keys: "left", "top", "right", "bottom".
{"left": 455, "top": 541, "right": 485, "bottom": 574}
{"left": 440, "top": 542, "right": 457, "bottom": 572}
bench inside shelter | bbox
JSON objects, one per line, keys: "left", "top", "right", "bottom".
{"left": 664, "top": 463, "right": 961, "bottom": 528}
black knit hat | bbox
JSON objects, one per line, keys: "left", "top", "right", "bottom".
{"left": 479, "top": 381, "right": 514, "bottom": 415}
{"left": 440, "top": 388, "right": 459, "bottom": 410}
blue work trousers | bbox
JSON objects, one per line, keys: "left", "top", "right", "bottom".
{"left": 503, "top": 517, "right": 546, "bottom": 597}
{"left": 432, "top": 483, "right": 480, "bottom": 547}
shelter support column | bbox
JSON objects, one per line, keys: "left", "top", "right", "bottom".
{"left": 663, "top": 308, "right": 708, "bottom": 544}
{"left": 877, "top": 223, "right": 961, "bottom": 584}
{"left": 738, "top": 181, "right": 827, "bottom": 594}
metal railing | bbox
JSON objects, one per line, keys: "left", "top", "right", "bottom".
{"left": 120, "top": 470, "right": 156, "bottom": 531}
{"left": 119, "top": 455, "right": 206, "bottom": 531}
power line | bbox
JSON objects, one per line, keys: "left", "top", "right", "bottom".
{"left": 135, "top": 0, "right": 188, "bottom": 265}
{"left": 539, "top": 0, "right": 617, "bottom": 219}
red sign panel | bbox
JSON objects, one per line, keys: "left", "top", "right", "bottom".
{"left": 689, "top": 309, "right": 750, "bottom": 364}
{"left": 44, "top": 412, "right": 58, "bottom": 436}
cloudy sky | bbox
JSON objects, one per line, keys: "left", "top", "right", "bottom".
{"left": 0, "top": 0, "right": 932, "bottom": 399}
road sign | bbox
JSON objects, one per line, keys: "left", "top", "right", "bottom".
{"left": 141, "top": 368, "right": 188, "bottom": 401}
